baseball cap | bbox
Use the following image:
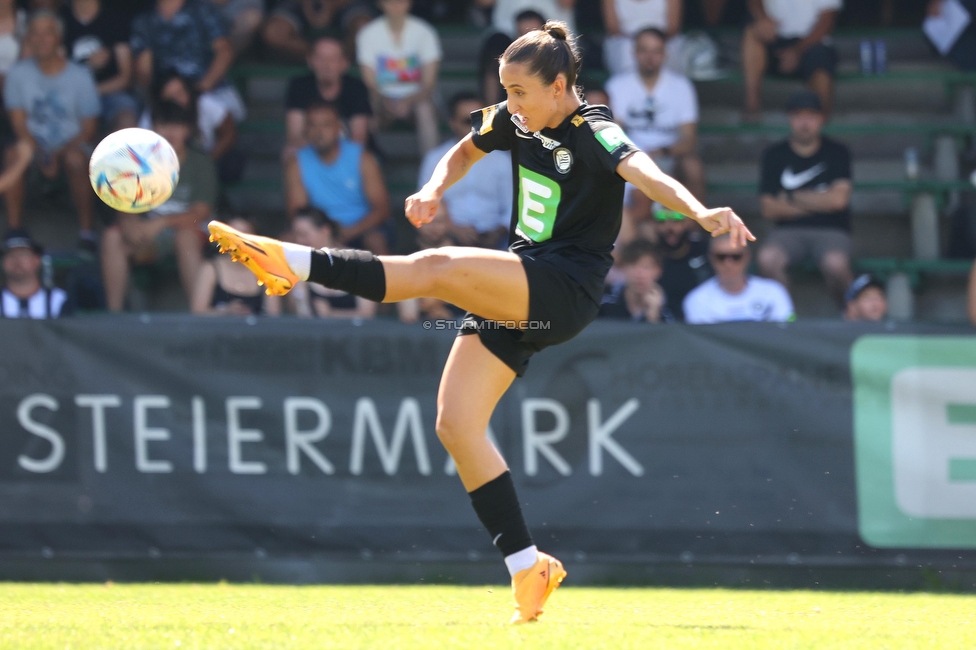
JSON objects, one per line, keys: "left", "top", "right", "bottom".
{"left": 785, "top": 90, "right": 823, "bottom": 113}
{"left": 652, "top": 203, "right": 686, "bottom": 221}
{"left": 844, "top": 274, "right": 884, "bottom": 305}
{"left": 1, "top": 229, "right": 43, "bottom": 256}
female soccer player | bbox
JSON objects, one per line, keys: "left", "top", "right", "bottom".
{"left": 208, "top": 21, "right": 754, "bottom": 624}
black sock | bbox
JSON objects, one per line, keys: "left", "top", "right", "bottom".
{"left": 468, "top": 471, "right": 534, "bottom": 557}
{"left": 308, "top": 248, "right": 386, "bottom": 302}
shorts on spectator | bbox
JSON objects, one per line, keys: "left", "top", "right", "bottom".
{"left": 100, "top": 91, "right": 140, "bottom": 123}
{"left": 766, "top": 38, "right": 837, "bottom": 79}
{"left": 203, "top": 85, "right": 247, "bottom": 123}
{"left": 763, "top": 226, "right": 852, "bottom": 266}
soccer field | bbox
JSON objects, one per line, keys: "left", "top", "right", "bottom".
{"left": 2, "top": 583, "right": 974, "bottom": 649}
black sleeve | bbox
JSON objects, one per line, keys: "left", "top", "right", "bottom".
{"left": 583, "top": 119, "right": 640, "bottom": 175}
{"left": 834, "top": 142, "right": 852, "bottom": 181}
{"left": 759, "top": 146, "right": 782, "bottom": 196}
{"left": 470, "top": 102, "right": 515, "bottom": 153}
{"left": 343, "top": 76, "right": 373, "bottom": 117}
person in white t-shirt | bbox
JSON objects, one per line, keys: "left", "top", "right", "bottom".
{"left": 601, "top": 0, "right": 681, "bottom": 75}
{"left": 684, "top": 234, "right": 794, "bottom": 324}
{"left": 356, "top": 0, "right": 441, "bottom": 154}
{"left": 607, "top": 28, "right": 705, "bottom": 233}
{"left": 487, "top": 0, "right": 575, "bottom": 39}
{"left": 742, "top": 0, "right": 841, "bottom": 118}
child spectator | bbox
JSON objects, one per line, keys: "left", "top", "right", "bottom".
{"left": 599, "top": 238, "right": 674, "bottom": 323}
{"left": 843, "top": 274, "right": 888, "bottom": 322}
{"left": 0, "top": 229, "right": 69, "bottom": 318}
{"left": 356, "top": 0, "right": 441, "bottom": 155}
{"left": 191, "top": 216, "right": 281, "bottom": 316}
{"left": 63, "top": 0, "right": 137, "bottom": 131}
{"left": 4, "top": 10, "right": 99, "bottom": 248}
{"left": 285, "top": 101, "right": 391, "bottom": 254}
{"left": 288, "top": 205, "right": 377, "bottom": 320}
{"left": 101, "top": 101, "right": 218, "bottom": 311}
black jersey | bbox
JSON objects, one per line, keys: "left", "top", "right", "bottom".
{"left": 470, "top": 101, "right": 640, "bottom": 304}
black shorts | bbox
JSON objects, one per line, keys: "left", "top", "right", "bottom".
{"left": 457, "top": 252, "right": 602, "bottom": 378}
{"left": 766, "top": 38, "right": 837, "bottom": 80}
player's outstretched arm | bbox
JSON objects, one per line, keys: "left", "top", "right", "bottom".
{"left": 405, "top": 133, "right": 487, "bottom": 228}
{"left": 617, "top": 151, "right": 756, "bottom": 248}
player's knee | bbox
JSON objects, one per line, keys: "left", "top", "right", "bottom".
{"left": 435, "top": 409, "right": 468, "bottom": 451}
{"left": 410, "top": 248, "right": 453, "bottom": 292}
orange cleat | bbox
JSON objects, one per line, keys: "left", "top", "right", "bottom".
{"left": 510, "top": 551, "right": 567, "bottom": 624}
{"left": 207, "top": 220, "right": 300, "bottom": 296}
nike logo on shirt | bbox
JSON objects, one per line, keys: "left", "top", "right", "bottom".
{"left": 780, "top": 163, "right": 827, "bottom": 190}
{"left": 515, "top": 131, "right": 533, "bottom": 139}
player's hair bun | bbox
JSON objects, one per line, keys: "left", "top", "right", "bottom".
{"left": 543, "top": 20, "right": 569, "bottom": 41}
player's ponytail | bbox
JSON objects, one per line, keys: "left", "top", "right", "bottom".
{"left": 501, "top": 20, "right": 581, "bottom": 91}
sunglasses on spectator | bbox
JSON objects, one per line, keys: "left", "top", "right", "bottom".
{"left": 653, "top": 209, "right": 685, "bottom": 221}
{"left": 711, "top": 252, "right": 745, "bottom": 263}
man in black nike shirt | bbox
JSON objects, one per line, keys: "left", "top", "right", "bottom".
{"left": 756, "top": 90, "right": 853, "bottom": 306}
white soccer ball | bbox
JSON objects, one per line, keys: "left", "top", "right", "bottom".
{"left": 89, "top": 128, "right": 180, "bottom": 213}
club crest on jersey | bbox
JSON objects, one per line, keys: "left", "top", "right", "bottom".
{"left": 553, "top": 147, "right": 573, "bottom": 174}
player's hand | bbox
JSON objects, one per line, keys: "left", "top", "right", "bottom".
{"left": 695, "top": 207, "right": 756, "bottom": 249}
{"left": 404, "top": 187, "right": 441, "bottom": 228}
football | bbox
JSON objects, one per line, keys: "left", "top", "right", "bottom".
{"left": 88, "top": 128, "right": 180, "bottom": 213}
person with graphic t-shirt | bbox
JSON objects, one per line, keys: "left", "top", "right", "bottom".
{"left": 356, "top": 0, "right": 441, "bottom": 154}
{"left": 0, "top": 229, "right": 69, "bottom": 319}
{"left": 757, "top": 90, "right": 852, "bottom": 307}
{"left": 63, "top": 0, "right": 137, "bottom": 130}
{"left": 685, "top": 234, "right": 794, "bottom": 324}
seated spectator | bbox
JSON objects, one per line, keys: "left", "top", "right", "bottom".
{"left": 288, "top": 205, "right": 377, "bottom": 319}
{"left": 485, "top": 0, "right": 574, "bottom": 38}
{"left": 924, "top": 0, "right": 976, "bottom": 72}
{"left": 63, "top": 0, "right": 137, "bottom": 131}
{"left": 651, "top": 204, "right": 712, "bottom": 322}
{"left": 599, "top": 238, "right": 674, "bottom": 323}
{"left": 139, "top": 71, "right": 245, "bottom": 184}
{"left": 607, "top": 29, "right": 703, "bottom": 201}
{"left": 131, "top": 0, "right": 244, "bottom": 124}
{"left": 684, "top": 234, "right": 795, "bottom": 323}
{"left": 0, "top": 0, "right": 25, "bottom": 82}
{"left": 191, "top": 216, "right": 281, "bottom": 316}
{"left": 742, "top": 0, "right": 840, "bottom": 118}
{"left": 285, "top": 101, "right": 390, "bottom": 254}
{"left": 969, "top": 259, "right": 976, "bottom": 326}
{"left": 101, "top": 101, "right": 218, "bottom": 312}
{"left": 4, "top": 11, "right": 99, "bottom": 247}
{"left": 357, "top": 0, "right": 441, "bottom": 155}
{"left": 285, "top": 35, "right": 371, "bottom": 156}
{"left": 602, "top": 0, "right": 681, "bottom": 75}
{"left": 583, "top": 84, "right": 610, "bottom": 108}
{"left": 0, "top": 229, "right": 69, "bottom": 318}
{"left": 843, "top": 274, "right": 887, "bottom": 322}
{"left": 479, "top": 8, "right": 545, "bottom": 106}
{"left": 207, "top": 0, "right": 263, "bottom": 54}
{"left": 756, "top": 90, "right": 853, "bottom": 307}
{"left": 418, "top": 91, "right": 510, "bottom": 249}
{"left": 263, "top": 0, "right": 374, "bottom": 63}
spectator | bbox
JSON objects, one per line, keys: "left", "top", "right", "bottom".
{"left": 479, "top": 8, "right": 545, "bottom": 106}
{"left": 4, "top": 10, "right": 99, "bottom": 247}
{"left": 284, "top": 35, "right": 371, "bottom": 155}
{"left": 0, "top": 0, "right": 26, "bottom": 82}
{"left": 356, "top": 0, "right": 441, "bottom": 155}
{"left": 139, "top": 71, "right": 245, "bottom": 184}
{"left": 62, "top": 0, "right": 137, "bottom": 131}
{"left": 599, "top": 238, "right": 674, "bottom": 323}
{"left": 651, "top": 203, "right": 712, "bottom": 322}
{"left": 263, "top": 0, "right": 374, "bottom": 62}
{"left": 607, "top": 28, "right": 704, "bottom": 202}
{"left": 130, "top": 0, "right": 244, "bottom": 123}
{"left": 843, "top": 274, "right": 887, "bottom": 322}
{"left": 924, "top": 0, "right": 976, "bottom": 72}
{"left": 191, "top": 216, "right": 281, "bottom": 316}
{"left": 417, "top": 91, "right": 510, "bottom": 249}
{"left": 602, "top": 0, "right": 681, "bottom": 75}
{"left": 207, "top": 0, "right": 263, "bottom": 54}
{"left": 968, "top": 259, "right": 976, "bottom": 326}
{"left": 583, "top": 84, "right": 610, "bottom": 108}
{"left": 101, "top": 101, "right": 218, "bottom": 312}
{"left": 742, "top": 0, "right": 840, "bottom": 118}
{"left": 483, "top": 0, "right": 575, "bottom": 38}
{"left": 756, "top": 90, "right": 853, "bottom": 307}
{"left": 285, "top": 101, "right": 390, "bottom": 254}
{"left": 0, "top": 229, "right": 69, "bottom": 318}
{"left": 288, "top": 205, "right": 377, "bottom": 319}
{"left": 684, "top": 234, "right": 795, "bottom": 323}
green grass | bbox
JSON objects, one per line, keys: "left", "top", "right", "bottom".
{"left": 2, "top": 583, "right": 975, "bottom": 649}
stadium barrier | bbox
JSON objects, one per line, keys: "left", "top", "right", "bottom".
{"left": 1, "top": 317, "right": 975, "bottom": 586}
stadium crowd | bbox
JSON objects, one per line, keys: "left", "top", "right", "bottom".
{"left": 0, "top": 0, "right": 972, "bottom": 326}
